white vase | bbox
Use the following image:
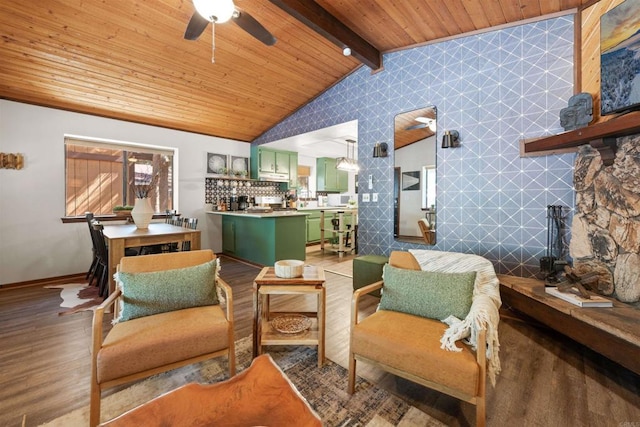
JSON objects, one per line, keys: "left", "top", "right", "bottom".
{"left": 131, "top": 197, "right": 154, "bottom": 229}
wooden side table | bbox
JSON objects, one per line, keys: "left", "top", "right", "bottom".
{"left": 253, "top": 266, "right": 326, "bottom": 367}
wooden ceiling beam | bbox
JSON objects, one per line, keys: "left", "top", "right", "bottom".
{"left": 268, "top": 0, "right": 382, "bottom": 70}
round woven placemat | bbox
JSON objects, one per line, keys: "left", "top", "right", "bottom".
{"left": 271, "top": 314, "right": 312, "bottom": 334}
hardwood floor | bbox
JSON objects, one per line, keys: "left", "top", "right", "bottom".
{"left": 1, "top": 245, "right": 639, "bottom": 426}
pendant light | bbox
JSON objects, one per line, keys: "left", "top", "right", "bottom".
{"left": 336, "top": 139, "right": 359, "bottom": 171}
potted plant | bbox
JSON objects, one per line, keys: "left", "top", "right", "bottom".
{"left": 113, "top": 205, "right": 134, "bottom": 216}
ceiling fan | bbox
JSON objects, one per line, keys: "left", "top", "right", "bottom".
{"left": 404, "top": 117, "right": 436, "bottom": 132}
{"left": 184, "top": 0, "right": 276, "bottom": 50}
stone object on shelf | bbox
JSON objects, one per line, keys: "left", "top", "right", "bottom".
{"left": 560, "top": 92, "right": 593, "bottom": 131}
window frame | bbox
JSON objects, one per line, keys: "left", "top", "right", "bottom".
{"left": 63, "top": 135, "right": 178, "bottom": 220}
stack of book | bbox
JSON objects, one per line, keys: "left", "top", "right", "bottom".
{"left": 545, "top": 287, "right": 613, "bottom": 307}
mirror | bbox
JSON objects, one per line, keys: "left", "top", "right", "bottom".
{"left": 393, "top": 106, "right": 437, "bottom": 245}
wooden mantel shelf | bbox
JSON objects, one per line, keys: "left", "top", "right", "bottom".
{"left": 521, "top": 111, "right": 640, "bottom": 165}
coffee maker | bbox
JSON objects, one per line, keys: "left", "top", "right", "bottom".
{"left": 229, "top": 196, "right": 239, "bottom": 211}
{"left": 238, "top": 196, "right": 248, "bottom": 210}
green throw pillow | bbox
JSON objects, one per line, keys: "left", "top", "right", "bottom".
{"left": 379, "top": 264, "right": 476, "bottom": 320}
{"left": 115, "top": 259, "right": 219, "bottom": 322}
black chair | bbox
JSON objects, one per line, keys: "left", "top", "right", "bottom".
{"left": 181, "top": 217, "right": 198, "bottom": 251}
{"left": 90, "top": 220, "right": 110, "bottom": 298}
{"left": 140, "top": 210, "right": 178, "bottom": 254}
{"left": 85, "top": 212, "right": 100, "bottom": 285}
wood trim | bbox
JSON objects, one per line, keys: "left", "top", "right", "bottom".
{"left": 520, "top": 111, "right": 640, "bottom": 163}
{"left": 573, "top": 8, "right": 582, "bottom": 93}
{"left": 268, "top": 0, "right": 382, "bottom": 70}
{"left": 61, "top": 214, "right": 169, "bottom": 224}
{"left": 519, "top": 138, "right": 580, "bottom": 158}
{"left": 0, "top": 273, "right": 86, "bottom": 290}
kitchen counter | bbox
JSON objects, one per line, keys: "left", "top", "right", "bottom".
{"left": 207, "top": 210, "right": 307, "bottom": 266}
{"left": 297, "top": 206, "right": 357, "bottom": 211}
{"left": 208, "top": 210, "right": 309, "bottom": 218}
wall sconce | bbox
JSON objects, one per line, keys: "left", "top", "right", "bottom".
{"left": 372, "top": 142, "right": 388, "bottom": 158}
{"left": 441, "top": 130, "right": 460, "bottom": 149}
{"left": 0, "top": 153, "right": 24, "bottom": 169}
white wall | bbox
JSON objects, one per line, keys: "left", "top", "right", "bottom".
{"left": 395, "top": 136, "right": 436, "bottom": 236}
{"left": 0, "top": 100, "right": 249, "bottom": 286}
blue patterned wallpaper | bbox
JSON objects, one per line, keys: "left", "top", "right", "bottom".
{"left": 254, "top": 16, "right": 576, "bottom": 277}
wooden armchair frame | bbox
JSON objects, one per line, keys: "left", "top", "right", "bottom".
{"left": 90, "top": 250, "right": 235, "bottom": 427}
{"left": 348, "top": 280, "right": 488, "bottom": 427}
{"left": 418, "top": 218, "right": 435, "bottom": 245}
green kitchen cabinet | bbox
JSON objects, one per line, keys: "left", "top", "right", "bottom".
{"left": 258, "top": 149, "right": 276, "bottom": 173}
{"left": 316, "top": 157, "right": 348, "bottom": 192}
{"left": 222, "top": 221, "right": 235, "bottom": 253}
{"left": 219, "top": 213, "right": 306, "bottom": 265}
{"left": 307, "top": 216, "right": 321, "bottom": 242}
{"left": 250, "top": 146, "right": 298, "bottom": 185}
{"left": 288, "top": 153, "right": 298, "bottom": 188}
{"left": 304, "top": 209, "right": 352, "bottom": 243}
{"left": 337, "top": 166, "right": 348, "bottom": 191}
{"left": 275, "top": 151, "right": 290, "bottom": 174}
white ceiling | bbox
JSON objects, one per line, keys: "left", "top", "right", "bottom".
{"left": 261, "top": 120, "right": 358, "bottom": 159}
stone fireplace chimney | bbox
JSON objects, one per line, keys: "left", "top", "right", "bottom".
{"left": 570, "top": 134, "right": 640, "bottom": 305}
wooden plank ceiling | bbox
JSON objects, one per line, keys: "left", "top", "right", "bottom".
{"left": 0, "top": 0, "right": 589, "bottom": 142}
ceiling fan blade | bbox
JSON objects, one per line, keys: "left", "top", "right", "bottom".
{"left": 184, "top": 11, "right": 210, "bottom": 40}
{"left": 404, "top": 123, "right": 427, "bottom": 131}
{"left": 232, "top": 8, "right": 276, "bottom": 46}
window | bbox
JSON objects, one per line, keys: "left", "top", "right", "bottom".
{"left": 297, "top": 165, "right": 311, "bottom": 198}
{"left": 65, "top": 136, "right": 175, "bottom": 216}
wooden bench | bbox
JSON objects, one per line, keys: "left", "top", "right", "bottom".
{"left": 498, "top": 274, "right": 640, "bottom": 376}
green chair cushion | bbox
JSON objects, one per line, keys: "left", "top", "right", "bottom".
{"left": 379, "top": 264, "right": 476, "bottom": 320}
{"left": 115, "top": 259, "right": 219, "bottom": 322}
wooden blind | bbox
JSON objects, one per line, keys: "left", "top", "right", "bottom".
{"left": 64, "top": 136, "right": 175, "bottom": 216}
{"left": 298, "top": 165, "right": 311, "bottom": 177}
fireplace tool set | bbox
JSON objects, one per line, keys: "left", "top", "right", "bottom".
{"left": 540, "top": 206, "right": 601, "bottom": 296}
{"left": 540, "top": 205, "right": 570, "bottom": 283}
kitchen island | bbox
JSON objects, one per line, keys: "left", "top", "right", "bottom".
{"left": 208, "top": 210, "right": 308, "bottom": 266}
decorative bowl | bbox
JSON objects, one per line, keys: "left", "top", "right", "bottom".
{"left": 274, "top": 259, "right": 305, "bottom": 278}
{"left": 271, "top": 314, "right": 312, "bottom": 334}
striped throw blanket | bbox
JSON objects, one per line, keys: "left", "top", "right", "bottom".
{"left": 409, "top": 249, "right": 502, "bottom": 385}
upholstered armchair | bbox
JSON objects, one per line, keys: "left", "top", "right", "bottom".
{"left": 348, "top": 250, "right": 501, "bottom": 427}
{"left": 90, "top": 250, "right": 235, "bottom": 427}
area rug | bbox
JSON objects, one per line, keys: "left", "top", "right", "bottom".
{"left": 44, "top": 283, "right": 103, "bottom": 316}
{"left": 38, "top": 337, "right": 442, "bottom": 427}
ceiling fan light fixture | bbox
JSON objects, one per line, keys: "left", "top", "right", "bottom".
{"left": 415, "top": 116, "right": 436, "bottom": 132}
{"left": 193, "top": 0, "right": 235, "bottom": 23}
